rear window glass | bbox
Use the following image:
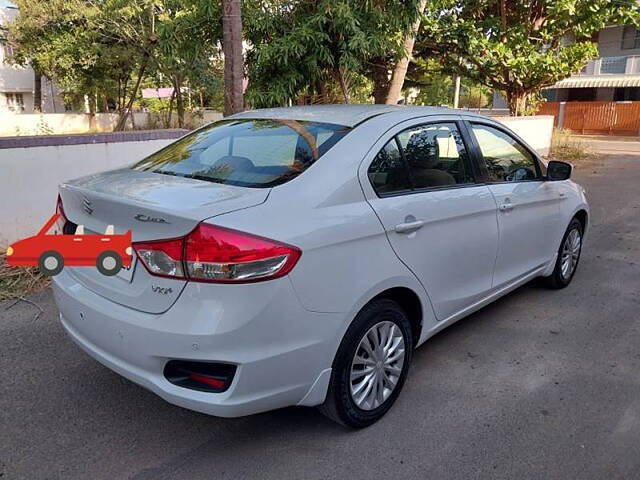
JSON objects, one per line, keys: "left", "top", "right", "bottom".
{"left": 132, "top": 119, "right": 351, "bottom": 187}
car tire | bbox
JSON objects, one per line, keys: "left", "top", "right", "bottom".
{"left": 319, "top": 299, "right": 413, "bottom": 428}
{"left": 38, "top": 251, "right": 64, "bottom": 276}
{"left": 96, "top": 251, "right": 122, "bottom": 276}
{"left": 544, "top": 218, "right": 583, "bottom": 289}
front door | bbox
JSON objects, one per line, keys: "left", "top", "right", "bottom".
{"left": 467, "top": 122, "right": 563, "bottom": 287}
{"left": 362, "top": 120, "right": 499, "bottom": 322}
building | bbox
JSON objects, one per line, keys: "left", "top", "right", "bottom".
{"left": 0, "top": 0, "right": 64, "bottom": 113}
{"left": 544, "top": 25, "right": 640, "bottom": 102}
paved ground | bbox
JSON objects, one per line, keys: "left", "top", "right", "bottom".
{"left": 580, "top": 135, "right": 640, "bottom": 155}
{"left": 1, "top": 154, "right": 640, "bottom": 480}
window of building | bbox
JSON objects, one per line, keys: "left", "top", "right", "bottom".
{"left": 601, "top": 56, "right": 628, "bottom": 74}
{"left": 567, "top": 88, "right": 597, "bottom": 102}
{"left": 621, "top": 26, "right": 640, "bottom": 50}
{"left": 1, "top": 41, "right": 14, "bottom": 63}
{"left": 614, "top": 87, "right": 640, "bottom": 101}
{"left": 5, "top": 93, "right": 25, "bottom": 113}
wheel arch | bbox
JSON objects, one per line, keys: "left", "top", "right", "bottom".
{"left": 369, "top": 286, "right": 424, "bottom": 347}
{"left": 574, "top": 209, "right": 588, "bottom": 231}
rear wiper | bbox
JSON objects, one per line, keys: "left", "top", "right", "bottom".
{"left": 155, "top": 170, "right": 179, "bottom": 176}
{"left": 183, "top": 174, "right": 227, "bottom": 185}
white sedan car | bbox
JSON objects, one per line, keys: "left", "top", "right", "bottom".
{"left": 52, "top": 105, "right": 588, "bottom": 427}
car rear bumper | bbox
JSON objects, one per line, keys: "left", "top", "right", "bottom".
{"left": 52, "top": 270, "right": 344, "bottom": 417}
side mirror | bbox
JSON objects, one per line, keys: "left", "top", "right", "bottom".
{"left": 547, "top": 160, "right": 572, "bottom": 181}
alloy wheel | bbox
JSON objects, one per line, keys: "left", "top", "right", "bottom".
{"left": 561, "top": 228, "right": 581, "bottom": 280}
{"left": 349, "top": 320, "right": 405, "bottom": 411}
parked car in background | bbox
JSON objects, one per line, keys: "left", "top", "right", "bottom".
{"left": 51, "top": 105, "right": 589, "bottom": 427}
{"left": 6, "top": 212, "right": 132, "bottom": 277}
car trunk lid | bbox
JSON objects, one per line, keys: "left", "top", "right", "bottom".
{"left": 59, "top": 168, "right": 270, "bottom": 313}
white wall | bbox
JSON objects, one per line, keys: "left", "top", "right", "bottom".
{"left": 0, "top": 137, "right": 178, "bottom": 246}
{"left": 495, "top": 115, "right": 554, "bottom": 157}
{"left": 0, "top": 111, "right": 223, "bottom": 136}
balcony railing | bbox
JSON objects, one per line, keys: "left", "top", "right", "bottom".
{"left": 579, "top": 55, "right": 640, "bottom": 75}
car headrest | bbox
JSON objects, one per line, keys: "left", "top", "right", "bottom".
{"left": 405, "top": 132, "right": 439, "bottom": 169}
{"left": 213, "top": 155, "right": 255, "bottom": 172}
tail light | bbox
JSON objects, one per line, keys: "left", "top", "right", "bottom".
{"left": 134, "top": 238, "right": 185, "bottom": 279}
{"left": 164, "top": 360, "right": 236, "bottom": 393}
{"left": 55, "top": 195, "right": 67, "bottom": 233}
{"left": 133, "top": 223, "right": 301, "bottom": 283}
{"left": 55, "top": 194, "right": 76, "bottom": 234}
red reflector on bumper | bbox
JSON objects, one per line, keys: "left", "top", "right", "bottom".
{"left": 189, "top": 373, "right": 226, "bottom": 389}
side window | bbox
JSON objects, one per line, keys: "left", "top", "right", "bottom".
{"left": 368, "top": 139, "right": 411, "bottom": 195}
{"left": 471, "top": 124, "right": 539, "bottom": 183}
{"left": 397, "top": 123, "right": 474, "bottom": 189}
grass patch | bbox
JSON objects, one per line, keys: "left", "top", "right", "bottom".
{"left": 550, "top": 128, "right": 597, "bottom": 162}
{"left": 0, "top": 254, "right": 50, "bottom": 302}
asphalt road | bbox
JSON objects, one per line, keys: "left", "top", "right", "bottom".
{"left": 1, "top": 154, "right": 640, "bottom": 480}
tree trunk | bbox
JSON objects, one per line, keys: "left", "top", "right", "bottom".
{"left": 173, "top": 76, "right": 185, "bottom": 128}
{"left": 385, "top": 0, "right": 428, "bottom": 105}
{"left": 33, "top": 66, "right": 42, "bottom": 113}
{"left": 334, "top": 68, "right": 350, "bottom": 104}
{"left": 370, "top": 58, "right": 390, "bottom": 104}
{"left": 506, "top": 90, "right": 530, "bottom": 116}
{"left": 115, "top": 60, "right": 147, "bottom": 131}
{"left": 223, "top": 0, "right": 244, "bottom": 116}
{"left": 88, "top": 91, "right": 97, "bottom": 130}
{"left": 317, "top": 79, "right": 330, "bottom": 104}
{"left": 166, "top": 88, "right": 176, "bottom": 128}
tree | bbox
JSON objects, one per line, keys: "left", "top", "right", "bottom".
{"left": 9, "top": 0, "right": 224, "bottom": 128}
{"left": 418, "top": 0, "right": 640, "bottom": 115}
{"left": 385, "top": 0, "right": 428, "bottom": 104}
{"left": 222, "top": 0, "right": 244, "bottom": 116}
{"left": 245, "top": 0, "right": 423, "bottom": 107}
{"left": 8, "top": 0, "right": 144, "bottom": 122}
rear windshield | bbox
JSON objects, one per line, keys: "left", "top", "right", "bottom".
{"left": 132, "top": 119, "right": 351, "bottom": 187}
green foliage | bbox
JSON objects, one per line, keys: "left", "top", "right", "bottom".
{"left": 8, "top": 0, "right": 225, "bottom": 120}
{"left": 408, "top": 58, "right": 491, "bottom": 108}
{"left": 459, "top": 84, "right": 492, "bottom": 109}
{"left": 8, "top": 0, "right": 130, "bottom": 107}
{"left": 245, "top": 0, "right": 424, "bottom": 107}
{"left": 408, "top": 59, "right": 454, "bottom": 106}
{"left": 418, "top": 0, "right": 640, "bottom": 115}
{"left": 9, "top": 0, "right": 639, "bottom": 120}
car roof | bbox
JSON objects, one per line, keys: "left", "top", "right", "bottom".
{"left": 230, "top": 104, "right": 487, "bottom": 128}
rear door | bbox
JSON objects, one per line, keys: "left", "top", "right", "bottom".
{"left": 465, "top": 120, "right": 563, "bottom": 287}
{"left": 361, "top": 117, "right": 499, "bottom": 322}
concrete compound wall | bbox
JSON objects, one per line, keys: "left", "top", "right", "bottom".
{"left": 495, "top": 115, "right": 555, "bottom": 157}
{"left": 0, "top": 111, "right": 223, "bottom": 137}
{"left": 0, "top": 130, "right": 187, "bottom": 246}
{"left": 0, "top": 115, "right": 554, "bottom": 246}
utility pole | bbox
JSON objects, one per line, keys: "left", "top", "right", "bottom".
{"left": 453, "top": 75, "right": 461, "bottom": 109}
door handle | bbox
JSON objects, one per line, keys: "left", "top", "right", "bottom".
{"left": 499, "top": 202, "right": 514, "bottom": 212}
{"left": 559, "top": 192, "right": 567, "bottom": 199}
{"left": 395, "top": 220, "right": 425, "bottom": 234}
